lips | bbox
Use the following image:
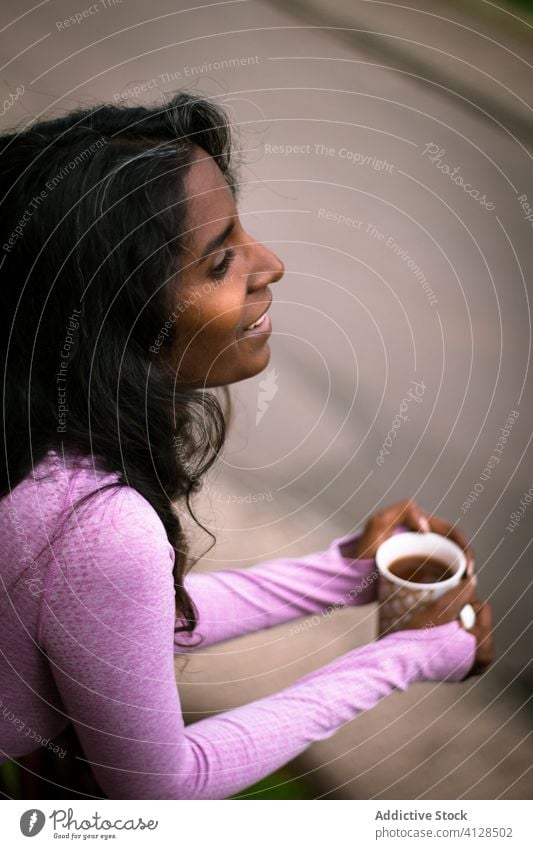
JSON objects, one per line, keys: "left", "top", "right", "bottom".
{"left": 243, "top": 292, "right": 273, "bottom": 331}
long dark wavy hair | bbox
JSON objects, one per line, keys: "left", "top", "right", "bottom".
{"left": 0, "top": 91, "right": 239, "bottom": 644}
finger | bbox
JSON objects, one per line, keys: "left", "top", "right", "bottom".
{"left": 472, "top": 600, "right": 493, "bottom": 634}
{"left": 398, "top": 499, "right": 431, "bottom": 533}
{"left": 369, "top": 500, "right": 415, "bottom": 538}
{"left": 471, "top": 602, "right": 495, "bottom": 665}
{"left": 426, "top": 514, "right": 475, "bottom": 574}
{"left": 408, "top": 501, "right": 431, "bottom": 533}
{"left": 372, "top": 499, "right": 430, "bottom": 541}
{"left": 375, "top": 499, "right": 412, "bottom": 526}
{"left": 465, "top": 553, "right": 475, "bottom": 579}
{"left": 427, "top": 513, "right": 471, "bottom": 554}
{"left": 435, "top": 576, "right": 477, "bottom": 617}
{"left": 428, "top": 514, "right": 468, "bottom": 547}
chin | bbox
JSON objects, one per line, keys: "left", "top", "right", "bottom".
{"left": 219, "top": 342, "right": 272, "bottom": 386}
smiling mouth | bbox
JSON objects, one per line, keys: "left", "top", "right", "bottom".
{"left": 244, "top": 308, "right": 269, "bottom": 331}
{"left": 243, "top": 294, "right": 273, "bottom": 332}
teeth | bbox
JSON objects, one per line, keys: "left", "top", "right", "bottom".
{"left": 246, "top": 311, "right": 267, "bottom": 330}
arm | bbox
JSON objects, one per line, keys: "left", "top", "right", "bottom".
{"left": 39, "top": 485, "right": 476, "bottom": 799}
{"left": 178, "top": 530, "right": 377, "bottom": 650}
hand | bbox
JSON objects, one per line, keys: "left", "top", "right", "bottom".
{"left": 399, "top": 576, "right": 495, "bottom": 679}
{"left": 346, "top": 499, "right": 475, "bottom": 578}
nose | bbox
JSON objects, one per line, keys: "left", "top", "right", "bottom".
{"left": 247, "top": 234, "right": 285, "bottom": 290}
{"left": 269, "top": 251, "right": 285, "bottom": 284}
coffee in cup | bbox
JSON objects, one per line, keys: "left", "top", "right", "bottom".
{"left": 375, "top": 532, "right": 467, "bottom": 637}
{"left": 388, "top": 554, "right": 455, "bottom": 584}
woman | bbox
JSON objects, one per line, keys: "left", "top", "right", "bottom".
{"left": 0, "top": 92, "right": 493, "bottom": 800}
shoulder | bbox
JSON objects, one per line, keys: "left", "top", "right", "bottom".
{"left": 29, "top": 448, "right": 176, "bottom": 582}
{"left": 38, "top": 454, "right": 177, "bottom": 646}
{"left": 4, "top": 447, "right": 176, "bottom": 573}
{"left": 60, "top": 456, "right": 175, "bottom": 567}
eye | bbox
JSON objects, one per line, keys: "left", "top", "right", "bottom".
{"left": 210, "top": 248, "right": 235, "bottom": 281}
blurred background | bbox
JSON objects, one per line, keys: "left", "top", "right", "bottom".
{"left": 0, "top": 0, "right": 532, "bottom": 799}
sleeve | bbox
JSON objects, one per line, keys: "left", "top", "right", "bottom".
{"left": 178, "top": 530, "right": 377, "bottom": 650}
{"left": 38, "top": 486, "right": 476, "bottom": 800}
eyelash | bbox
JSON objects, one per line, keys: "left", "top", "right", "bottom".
{"left": 211, "top": 248, "right": 235, "bottom": 280}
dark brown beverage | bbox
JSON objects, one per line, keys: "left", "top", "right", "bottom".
{"left": 388, "top": 554, "right": 455, "bottom": 584}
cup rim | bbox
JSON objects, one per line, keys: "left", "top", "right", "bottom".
{"left": 375, "top": 531, "right": 466, "bottom": 590}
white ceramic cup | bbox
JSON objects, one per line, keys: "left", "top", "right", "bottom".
{"left": 375, "top": 531, "right": 467, "bottom": 637}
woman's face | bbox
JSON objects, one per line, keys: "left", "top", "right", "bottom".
{"left": 166, "top": 146, "right": 285, "bottom": 388}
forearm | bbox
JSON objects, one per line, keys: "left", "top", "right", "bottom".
{"left": 179, "top": 621, "right": 475, "bottom": 798}
{"left": 176, "top": 530, "right": 377, "bottom": 651}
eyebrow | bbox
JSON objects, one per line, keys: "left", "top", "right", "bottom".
{"left": 198, "top": 220, "right": 235, "bottom": 263}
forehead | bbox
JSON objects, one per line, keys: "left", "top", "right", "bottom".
{"left": 183, "top": 147, "right": 235, "bottom": 232}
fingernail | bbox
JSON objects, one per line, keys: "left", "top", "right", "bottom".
{"left": 420, "top": 517, "right": 431, "bottom": 533}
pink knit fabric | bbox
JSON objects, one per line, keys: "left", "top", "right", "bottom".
{"left": 0, "top": 449, "right": 476, "bottom": 798}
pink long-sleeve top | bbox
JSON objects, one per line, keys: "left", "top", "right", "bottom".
{"left": 0, "top": 449, "right": 476, "bottom": 799}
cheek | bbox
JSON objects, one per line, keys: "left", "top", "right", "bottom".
{"left": 178, "top": 286, "right": 244, "bottom": 346}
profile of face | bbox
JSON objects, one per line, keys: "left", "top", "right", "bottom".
{"left": 165, "top": 145, "right": 285, "bottom": 388}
